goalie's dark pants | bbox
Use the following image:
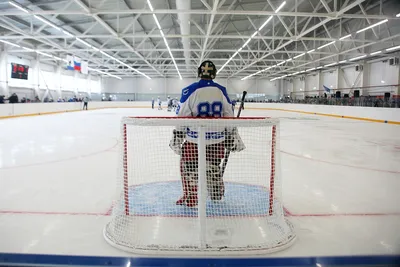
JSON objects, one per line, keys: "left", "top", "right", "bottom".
{"left": 177, "top": 141, "right": 225, "bottom": 207}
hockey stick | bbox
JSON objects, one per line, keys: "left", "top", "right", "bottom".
{"left": 220, "top": 90, "right": 247, "bottom": 177}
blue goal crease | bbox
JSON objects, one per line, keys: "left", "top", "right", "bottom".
{"left": 0, "top": 253, "right": 399, "bottom": 267}
{"left": 124, "top": 181, "right": 271, "bottom": 216}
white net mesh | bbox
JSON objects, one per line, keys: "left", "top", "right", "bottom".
{"left": 104, "top": 117, "right": 296, "bottom": 255}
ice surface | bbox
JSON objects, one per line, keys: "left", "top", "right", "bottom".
{"left": 0, "top": 107, "right": 399, "bottom": 256}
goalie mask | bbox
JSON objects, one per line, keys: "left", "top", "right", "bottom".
{"left": 198, "top": 60, "right": 217, "bottom": 79}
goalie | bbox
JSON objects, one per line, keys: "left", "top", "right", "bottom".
{"left": 169, "top": 60, "right": 245, "bottom": 207}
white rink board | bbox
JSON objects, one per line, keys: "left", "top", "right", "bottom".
{"left": 0, "top": 107, "right": 399, "bottom": 257}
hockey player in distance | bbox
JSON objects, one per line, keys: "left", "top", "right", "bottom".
{"left": 157, "top": 96, "right": 162, "bottom": 110}
{"left": 169, "top": 60, "right": 245, "bottom": 207}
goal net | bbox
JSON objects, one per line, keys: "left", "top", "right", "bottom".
{"left": 104, "top": 117, "right": 296, "bottom": 255}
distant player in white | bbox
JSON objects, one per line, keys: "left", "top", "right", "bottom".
{"left": 157, "top": 96, "right": 162, "bottom": 110}
{"left": 169, "top": 60, "right": 245, "bottom": 207}
{"left": 167, "top": 95, "right": 172, "bottom": 111}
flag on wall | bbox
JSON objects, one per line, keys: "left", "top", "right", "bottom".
{"left": 81, "top": 61, "right": 88, "bottom": 75}
{"left": 323, "top": 85, "right": 331, "bottom": 93}
{"left": 66, "top": 55, "right": 74, "bottom": 70}
{"left": 74, "top": 56, "right": 81, "bottom": 71}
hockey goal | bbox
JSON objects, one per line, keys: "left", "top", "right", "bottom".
{"left": 104, "top": 117, "right": 296, "bottom": 255}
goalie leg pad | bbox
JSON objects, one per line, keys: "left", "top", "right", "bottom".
{"left": 177, "top": 142, "right": 225, "bottom": 206}
{"left": 207, "top": 159, "right": 225, "bottom": 201}
{"left": 177, "top": 161, "right": 198, "bottom": 207}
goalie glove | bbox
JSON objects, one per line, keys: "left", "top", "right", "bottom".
{"left": 169, "top": 129, "right": 185, "bottom": 155}
{"left": 224, "top": 128, "right": 245, "bottom": 152}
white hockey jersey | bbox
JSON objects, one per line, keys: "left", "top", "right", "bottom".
{"left": 176, "top": 79, "right": 234, "bottom": 144}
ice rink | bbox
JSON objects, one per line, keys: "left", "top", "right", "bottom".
{"left": 0, "top": 107, "right": 399, "bottom": 257}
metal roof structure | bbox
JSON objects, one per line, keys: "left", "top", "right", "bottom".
{"left": 0, "top": 0, "right": 399, "bottom": 81}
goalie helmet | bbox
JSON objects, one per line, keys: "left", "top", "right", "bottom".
{"left": 198, "top": 60, "right": 217, "bottom": 79}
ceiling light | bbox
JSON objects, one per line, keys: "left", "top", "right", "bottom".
{"left": 286, "top": 58, "right": 292, "bottom": 62}
{"left": 356, "top": 19, "right": 388, "bottom": 34}
{"left": 370, "top": 51, "right": 382, "bottom": 56}
{"left": 36, "top": 51, "right": 52, "bottom": 57}
{"left": 275, "top": 1, "right": 286, "bottom": 13}
{"left": 147, "top": 0, "right": 154, "bottom": 11}
{"left": 324, "top": 62, "right": 337, "bottom": 67}
{"left": 316, "top": 66, "right": 322, "bottom": 69}
{"left": 338, "top": 60, "right": 347, "bottom": 63}
{"left": 153, "top": 14, "right": 162, "bottom": 29}
{"left": 306, "top": 68, "right": 315, "bottom": 72}
{"left": 148, "top": 0, "right": 180, "bottom": 79}
{"left": 0, "top": 40, "right": 20, "bottom": 48}
{"left": 62, "top": 30, "right": 73, "bottom": 37}
{"left": 9, "top": 1, "right": 29, "bottom": 13}
{"left": 317, "top": 41, "right": 335, "bottom": 50}
{"left": 397, "top": 13, "right": 400, "bottom": 18}
{"left": 307, "top": 49, "right": 315, "bottom": 53}
{"left": 33, "top": 15, "right": 60, "bottom": 31}
{"left": 259, "top": 16, "right": 273, "bottom": 31}
{"left": 339, "top": 34, "right": 351, "bottom": 40}
{"left": 381, "top": 80, "right": 385, "bottom": 83}
{"left": 386, "top": 45, "right": 400, "bottom": 51}
{"left": 349, "top": 55, "right": 366, "bottom": 61}
{"left": 22, "top": 46, "right": 34, "bottom": 52}
{"left": 76, "top": 38, "right": 91, "bottom": 47}
{"left": 277, "top": 61, "right": 285, "bottom": 66}
{"left": 293, "top": 71, "right": 299, "bottom": 75}
{"left": 53, "top": 56, "right": 62, "bottom": 61}
{"left": 242, "top": 38, "right": 251, "bottom": 48}
{"left": 293, "top": 53, "right": 305, "bottom": 59}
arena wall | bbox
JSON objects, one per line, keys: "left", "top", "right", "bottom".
{"left": 0, "top": 102, "right": 399, "bottom": 124}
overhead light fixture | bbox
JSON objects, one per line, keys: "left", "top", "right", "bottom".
{"left": 339, "top": 34, "right": 351, "bottom": 40}
{"left": 293, "top": 53, "right": 305, "bottom": 59}
{"left": 242, "top": 38, "right": 251, "bottom": 48}
{"left": 316, "top": 66, "right": 322, "bottom": 69}
{"left": 251, "top": 32, "right": 258, "bottom": 38}
{"left": 349, "top": 55, "right": 367, "bottom": 61}
{"left": 277, "top": 61, "right": 285, "bottom": 66}
{"left": 76, "top": 38, "right": 91, "bottom": 47}
{"left": 62, "top": 30, "right": 73, "bottom": 37}
{"left": 275, "top": 1, "right": 286, "bottom": 13}
{"left": 356, "top": 19, "right": 388, "bottom": 34}
{"left": 324, "top": 62, "right": 337, "bottom": 67}
{"left": 53, "top": 56, "right": 62, "bottom": 61}
{"left": 317, "top": 41, "right": 335, "bottom": 50}
{"left": 9, "top": 1, "right": 29, "bottom": 13}
{"left": 306, "top": 68, "right": 315, "bottom": 72}
{"left": 286, "top": 58, "right": 292, "bottom": 62}
{"left": 22, "top": 46, "right": 34, "bottom": 52}
{"left": 34, "top": 15, "right": 60, "bottom": 31}
{"left": 36, "top": 51, "right": 52, "bottom": 57}
{"left": 386, "top": 45, "right": 400, "bottom": 51}
{"left": 370, "top": 51, "right": 382, "bottom": 56}
{"left": 153, "top": 14, "right": 162, "bottom": 29}
{"left": 338, "top": 60, "right": 347, "bottom": 63}
{"left": 293, "top": 71, "right": 299, "bottom": 75}
{"left": 147, "top": 0, "right": 154, "bottom": 11}
{"left": 148, "top": 0, "right": 180, "bottom": 79}
{"left": 397, "top": 13, "right": 400, "bottom": 18}
{"left": 259, "top": 16, "right": 273, "bottom": 31}
{"left": 381, "top": 80, "right": 385, "bottom": 83}
{"left": 0, "top": 39, "right": 20, "bottom": 48}
{"left": 307, "top": 49, "right": 315, "bottom": 53}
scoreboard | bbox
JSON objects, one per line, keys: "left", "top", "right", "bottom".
{"left": 11, "top": 63, "right": 29, "bottom": 80}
